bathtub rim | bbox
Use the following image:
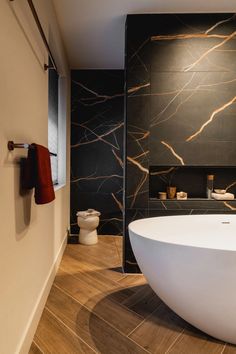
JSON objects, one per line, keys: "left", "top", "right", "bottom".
{"left": 128, "top": 214, "right": 236, "bottom": 252}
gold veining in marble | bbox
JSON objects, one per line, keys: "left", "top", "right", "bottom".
{"left": 161, "top": 141, "right": 185, "bottom": 165}
{"left": 73, "top": 81, "right": 124, "bottom": 106}
{"left": 111, "top": 193, "right": 123, "bottom": 211}
{"left": 71, "top": 122, "right": 124, "bottom": 149}
{"left": 112, "top": 149, "right": 123, "bottom": 167}
{"left": 128, "top": 83, "right": 150, "bottom": 94}
{"left": 186, "top": 95, "right": 236, "bottom": 142}
{"left": 205, "top": 14, "right": 236, "bottom": 34}
{"left": 132, "top": 151, "right": 150, "bottom": 160}
{"left": 225, "top": 181, "right": 236, "bottom": 191}
{"left": 150, "top": 167, "right": 176, "bottom": 176}
{"left": 151, "top": 33, "right": 230, "bottom": 41}
{"left": 71, "top": 173, "right": 123, "bottom": 184}
{"left": 184, "top": 31, "right": 236, "bottom": 72}
{"left": 127, "top": 156, "right": 149, "bottom": 174}
{"left": 224, "top": 201, "right": 236, "bottom": 210}
{"left": 150, "top": 73, "right": 196, "bottom": 126}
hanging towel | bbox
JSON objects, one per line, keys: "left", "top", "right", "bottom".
{"left": 23, "top": 144, "right": 55, "bottom": 204}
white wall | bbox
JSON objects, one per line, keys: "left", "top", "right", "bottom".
{"left": 53, "top": 0, "right": 236, "bottom": 69}
{"left": 0, "top": 0, "right": 70, "bottom": 353}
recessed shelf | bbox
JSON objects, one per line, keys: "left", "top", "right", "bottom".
{"left": 149, "top": 166, "right": 236, "bottom": 199}
{"left": 149, "top": 198, "right": 236, "bottom": 202}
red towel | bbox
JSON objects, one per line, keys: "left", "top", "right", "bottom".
{"left": 23, "top": 144, "right": 55, "bottom": 204}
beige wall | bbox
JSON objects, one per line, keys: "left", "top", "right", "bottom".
{"left": 0, "top": 0, "right": 70, "bottom": 353}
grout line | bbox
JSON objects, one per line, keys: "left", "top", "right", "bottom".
{"left": 64, "top": 248, "right": 126, "bottom": 285}
{"left": 121, "top": 284, "right": 155, "bottom": 306}
{"left": 59, "top": 266, "right": 116, "bottom": 292}
{"left": 56, "top": 268, "right": 144, "bottom": 319}
{"left": 118, "top": 274, "right": 147, "bottom": 287}
{"left": 32, "top": 340, "right": 45, "bottom": 354}
{"left": 53, "top": 281, "right": 144, "bottom": 323}
{"left": 164, "top": 327, "right": 186, "bottom": 354}
{"left": 127, "top": 302, "right": 163, "bottom": 337}
{"left": 117, "top": 274, "right": 129, "bottom": 283}
{"left": 59, "top": 261, "right": 123, "bottom": 289}
{"left": 45, "top": 306, "right": 99, "bottom": 354}
{"left": 53, "top": 272, "right": 144, "bottom": 320}
{"left": 220, "top": 343, "right": 227, "bottom": 353}
{"left": 52, "top": 284, "right": 151, "bottom": 353}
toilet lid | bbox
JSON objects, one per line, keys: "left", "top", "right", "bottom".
{"left": 76, "top": 209, "right": 101, "bottom": 219}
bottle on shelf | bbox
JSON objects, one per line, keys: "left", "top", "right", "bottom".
{"left": 206, "top": 174, "right": 214, "bottom": 199}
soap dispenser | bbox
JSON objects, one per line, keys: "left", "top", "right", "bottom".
{"left": 206, "top": 174, "right": 214, "bottom": 199}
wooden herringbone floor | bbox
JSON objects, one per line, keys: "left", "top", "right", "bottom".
{"left": 29, "top": 236, "right": 236, "bottom": 354}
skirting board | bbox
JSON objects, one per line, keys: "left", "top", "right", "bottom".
{"left": 17, "top": 233, "right": 68, "bottom": 354}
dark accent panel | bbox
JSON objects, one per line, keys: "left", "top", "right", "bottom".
{"left": 125, "top": 14, "right": 236, "bottom": 273}
{"left": 70, "top": 70, "right": 124, "bottom": 236}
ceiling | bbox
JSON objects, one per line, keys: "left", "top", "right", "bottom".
{"left": 52, "top": 0, "right": 236, "bottom": 69}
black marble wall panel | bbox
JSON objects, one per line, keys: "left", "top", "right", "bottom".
{"left": 125, "top": 14, "right": 236, "bottom": 273}
{"left": 71, "top": 70, "right": 124, "bottom": 236}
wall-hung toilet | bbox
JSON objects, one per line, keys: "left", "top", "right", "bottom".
{"left": 77, "top": 209, "right": 101, "bottom": 245}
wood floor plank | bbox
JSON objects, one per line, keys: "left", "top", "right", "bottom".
{"left": 65, "top": 246, "right": 125, "bottom": 282}
{"left": 168, "top": 326, "right": 225, "bottom": 354}
{"left": 54, "top": 269, "right": 101, "bottom": 305}
{"left": 34, "top": 308, "right": 95, "bottom": 354}
{"left": 107, "top": 286, "right": 136, "bottom": 303}
{"left": 224, "top": 344, "right": 236, "bottom": 353}
{"left": 98, "top": 235, "right": 121, "bottom": 248}
{"left": 54, "top": 270, "right": 144, "bottom": 335}
{"left": 118, "top": 274, "right": 147, "bottom": 287}
{"left": 122, "top": 284, "right": 162, "bottom": 318}
{"left": 129, "top": 302, "right": 187, "bottom": 353}
{"left": 45, "top": 285, "right": 148, "bottom": 354}
{"left": 28, "top": 341, "right": 43, "bottom": 354}
{"left": 31, "top": 236, "right": 236, "bottom": 353}
{"left": 59, "top": 258, "right": 135, "bottom": 304}
{"left": 113, "top": 236, "right": 123, "bottom": 261}
{"left": 67, "top": 239, "right": 120, "bottom": 266}
{"left": 60, "top": 253, "right": 122, "bottom": 291}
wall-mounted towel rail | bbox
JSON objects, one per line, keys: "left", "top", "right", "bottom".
{"left": 8, "top": 141, "right": 57, "bottom": 156}
{"left": 9, "top": 0, "right": 58, "bottom": 73}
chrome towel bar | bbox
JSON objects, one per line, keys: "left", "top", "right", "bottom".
{"left": 7, "top": 141, "right": 57, "bottom": 156}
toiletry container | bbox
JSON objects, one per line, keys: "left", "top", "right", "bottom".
{"left": 77, "top": 209, "right": 101, "bottom": 245}
{"left": 167, "top": 186, "right": 176, "bottom": 199}
{"left": 158, "top": 192, "right": 167, "bottom": 200}
{"left": 206, "top": 175, "right": 214, "bottom": 199}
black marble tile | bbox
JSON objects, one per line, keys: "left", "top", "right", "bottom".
{"left": 71, "top": 70, "right": 124, "bottom": 236}
{"left": 125, "top": 14, "right": 236, "bottom": 273}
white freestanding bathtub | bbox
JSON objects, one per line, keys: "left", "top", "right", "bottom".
{"left": 129, "top": 214, "right": 236, "bottom": 344}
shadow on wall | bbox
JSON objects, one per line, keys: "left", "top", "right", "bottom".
{"left": 14, "top": 158, "right": 34, "bottom": 239}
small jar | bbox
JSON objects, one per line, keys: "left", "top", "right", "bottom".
{"left": 206, "top": 175, "right": 214, "bottom": 199}
{"left": 167, "top": 186, "right": 176, "bottom": 199}
{"left": 158, "top": 192, "right": 167, "bottom": 200}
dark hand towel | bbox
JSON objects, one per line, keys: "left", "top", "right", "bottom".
{"left": 23, "top": 143, "right": 55, "bottom": 204}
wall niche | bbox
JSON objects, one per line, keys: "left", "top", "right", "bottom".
{"left": 149, "top": 166, "right": 236, "bottom": 199}
{"left": 125, "top": 14, "right": 236, "bottom": 273}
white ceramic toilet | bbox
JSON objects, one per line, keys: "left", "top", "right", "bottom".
{"left": 76, "top": 209, "right": 101, "bottom": 245}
